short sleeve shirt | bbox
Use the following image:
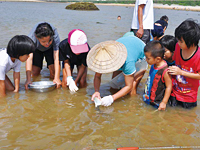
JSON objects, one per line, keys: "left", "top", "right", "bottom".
{"left": 131, "top": 0, "right": 154, "bottom": 29}
{"left": 171, "top": 44, "right": 200, "bottom": 103}
{"left": 0, "top": 48, "right": 21, "bottom": 80}
{"left": 28, "top": 22, "right": 60, "bottom": 52}
{"left": 116, "top": 36, "right": 146, "bottom": 75}
{"left": 59, "top": 38, "right": 90, "bottom": 67}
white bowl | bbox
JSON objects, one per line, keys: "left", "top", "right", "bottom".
{"left": 28, "top": 81, "right": 56, "bottom": 92}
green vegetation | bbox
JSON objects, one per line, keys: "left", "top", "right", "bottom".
{"left": 65, "top": 2, "right": 99, "bottom": 10}
{"left": 155, "top": 1, "right": 200, "bottom": 6}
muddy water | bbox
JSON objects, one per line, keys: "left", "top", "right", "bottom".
{"left": 0, "top": 2, "right": 200, "bottom": 149}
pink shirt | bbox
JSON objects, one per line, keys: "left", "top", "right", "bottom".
{"left": 171, "top": 44, "right": 200, "bottom": 103}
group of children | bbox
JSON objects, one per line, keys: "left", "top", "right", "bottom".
{"left": 1, "top": 19, "right": 200, "bottom": 111}
{"left": 143, "top": 19, "right": 200, "bottom": 110}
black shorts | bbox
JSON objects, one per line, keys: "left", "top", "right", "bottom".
{"left": 130, "top": 29, "right": 150, "bottom": 44}
{"left": 168, "top": 96, "right": 197, "bottom": 109}
{"left": 33, "top": 47, "right": 54, "bottom": 69}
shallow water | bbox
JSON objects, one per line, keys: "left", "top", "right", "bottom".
{"left": 0, "top": 2, "right": 200, "bottom": 149}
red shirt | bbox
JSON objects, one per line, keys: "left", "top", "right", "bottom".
{"left": 171, "top": 44, "right": 200, "bottom": 102}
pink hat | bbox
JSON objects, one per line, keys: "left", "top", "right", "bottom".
{"left": 68, "top": 29, "right": 89, "bottom": 54}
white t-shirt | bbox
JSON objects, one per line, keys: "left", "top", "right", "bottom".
{"left": 0, "top": 48, "right": 21, "bottom": 80}
{"left": 131, "top": 0, "right": 154, "bottom": 29}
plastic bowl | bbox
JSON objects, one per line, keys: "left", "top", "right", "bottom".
{"left": 28, "top": 81, "right": 56, "bottom": 92}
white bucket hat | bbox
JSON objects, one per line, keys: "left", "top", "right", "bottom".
{"left": 86, "top": 40, "right": 127, "bottom": 73}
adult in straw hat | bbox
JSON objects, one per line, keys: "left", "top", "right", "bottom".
{"left": 59, "top": 29, "right": 90, "bottom": 92}
{"left": 87, "top": 32, "right": 148, "bottom": 106}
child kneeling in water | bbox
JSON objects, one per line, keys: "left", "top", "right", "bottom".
{"left": 0, "top": 35, "right": 35, "bottom": 97}
{"left": 168, "top": 19, "right": 200, "bottom": 108}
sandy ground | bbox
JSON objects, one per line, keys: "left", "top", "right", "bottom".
{"left": 0, "top": 0, "right": 200, "bottom": 11}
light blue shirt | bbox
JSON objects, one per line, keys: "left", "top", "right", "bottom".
{"left": 117, "top": 35, "right": 146, "bottom": 75}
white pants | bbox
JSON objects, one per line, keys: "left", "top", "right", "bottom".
{"left": 109, "top": 58, "right": 148, "bottom": 89}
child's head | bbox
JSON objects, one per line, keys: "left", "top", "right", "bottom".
{"left": 160, "top": 15, "right": 169, "bottom": 23}
{"left": 175, "top": 19, "right": 200, "bottom": 49}
{"left": 35, "top": 22, "right": 54, "bottom": 38}
{"left": 7, "top": 35, "right": 35, "bottom": 62}
{"left": 160, "top": 35, "right": 177, "bottom": 61}
{"left": 35, "top": 22, "right": 55, "bottom": 48}
{"left": 117, "top": 16, "right": 121, "bottom": 20}
{"left": 144, "top": 40, "right": 165, "bottom": 65}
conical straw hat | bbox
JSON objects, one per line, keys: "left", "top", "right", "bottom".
{"left": 87, "top": 40, "right": 127, "bottom": 73}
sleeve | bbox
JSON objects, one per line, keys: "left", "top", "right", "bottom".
{"left": 52, "top": 27, "right": 60, "bottom": 51}
{"left": 82, "top": 44, "right": 90, "bottom": 67}
{"left": 28, "top": 23, "right": 38, "bottom": 43}
{"left": 138, "top": 0, "right": 147, "bottom": 5}
{"left": 13, "top": 61, "right": 21, "bottom": 73}
{"left": 59, "top": 41, "right": 69, "bottom": 62}
{"left": 81, "top": 53, "right": 88, "bottom": 67}
{"left": 196, "top": 48, "right": 200, "bottom": 73}
{"left": 173, "top": 43, "right": 179, "bottom": 61}
{"left": 0, "top": 66, "right": 6, "bottom": 80}
{"left": 121, "top": 61, "right": 136, "bottom": 76}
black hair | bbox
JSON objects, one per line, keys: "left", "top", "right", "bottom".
{"left": 175, "top": 19, "right": 200, "bottom": 48}
{"left": 144, "top": 40, "right": 165, "bottom": 59}
{"left": 160, "top": 15, "right": 169, "bottom": 22}
{"left": 35, "top": 22, "right": 54, "bottom": 38}
{"left": 7, "top": 35, "right": 35, "bottom": 59}
{"left": 160, "top": 35, "right": 178, "bottom": 53}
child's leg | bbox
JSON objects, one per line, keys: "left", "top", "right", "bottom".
{"left": 5, "top": 75, "right": 14, "bottom": 91}
{"left": 48, "top": 64, "right": 55, "bottom": 79}
{"left": 44, "top": 47, "right": 55, "bottom": 79}
{"left": 62, "top": 68, "right": 67, "bottom": 88}
{"left": 32, "top": 49, "right": 43, "bottom": 76}
{"left": 168, "top": 96, "right": 178, "bottom": 107}
{"left": 32, "top": 65, "right": 42, "bottom": 76}
{"left": 77, "top": 67, "right": 87, "bottom": 88}
{"left": 130, "top": 69, "right": 146, "bottom": 95}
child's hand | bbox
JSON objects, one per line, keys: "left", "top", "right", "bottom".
{"left": 168, "top": 66, "right": 182, "bottom": 75}
{"left": 158, "top": 102, "right": 167, "bottom": 111}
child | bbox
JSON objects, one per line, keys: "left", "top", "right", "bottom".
{"left": 168, "top": 19, "right": 200, "bottom": 108}
{"left": 160, "top": 35, "right": 177, "bottom": 66}
{"left": 143, "top": 40, "right": 172, "bottom": 110}
{"left": 0, "top": 35, "right": 35, "bottom": 97}
{"left": 59, "top": 29, "right": 90, "bottom": 92}
{"left": 151, "top": 15, "right": 169, "bottom": 41}
{"left": 25, "top": 22, "right": 61, "bottom": 90}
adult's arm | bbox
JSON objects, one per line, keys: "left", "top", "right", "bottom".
{"left": 0, "top": 80, "right": 6, "bottom": 97}
{"left": 13, "top": 72, "right": 20, "bottom": 93}
{"left": 112, "top": 74, "right": 134, "bottom": 101}
{"left": 25, "top": 53, "right": 33, "bottom": 90}
{"left": 53, "top": 50, "right": 61, "bottom": 88}
{"left": 91, "top": 73, "right": 102, "bottom": 100}
{"left": 136, "top": 4, "right": 145, "bottom": 38}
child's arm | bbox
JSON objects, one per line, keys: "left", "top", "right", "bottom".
{"left": 168, "top": 66, "right": 200, "bottom": 80}
{"left": 25, "top": 53, "right": 33, "bottom": 90}
{"left": 13, "top": 72, "right": 20, "bottom": 92}
{"left": 158, "top": 71, "right": 172, "bottom": 111}
{"left": 0, "top": 80, "right": 6, "bottom": 97}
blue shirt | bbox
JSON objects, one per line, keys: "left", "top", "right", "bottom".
{"left": 116, "top": 36, "right": 146, "bottom": 75}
